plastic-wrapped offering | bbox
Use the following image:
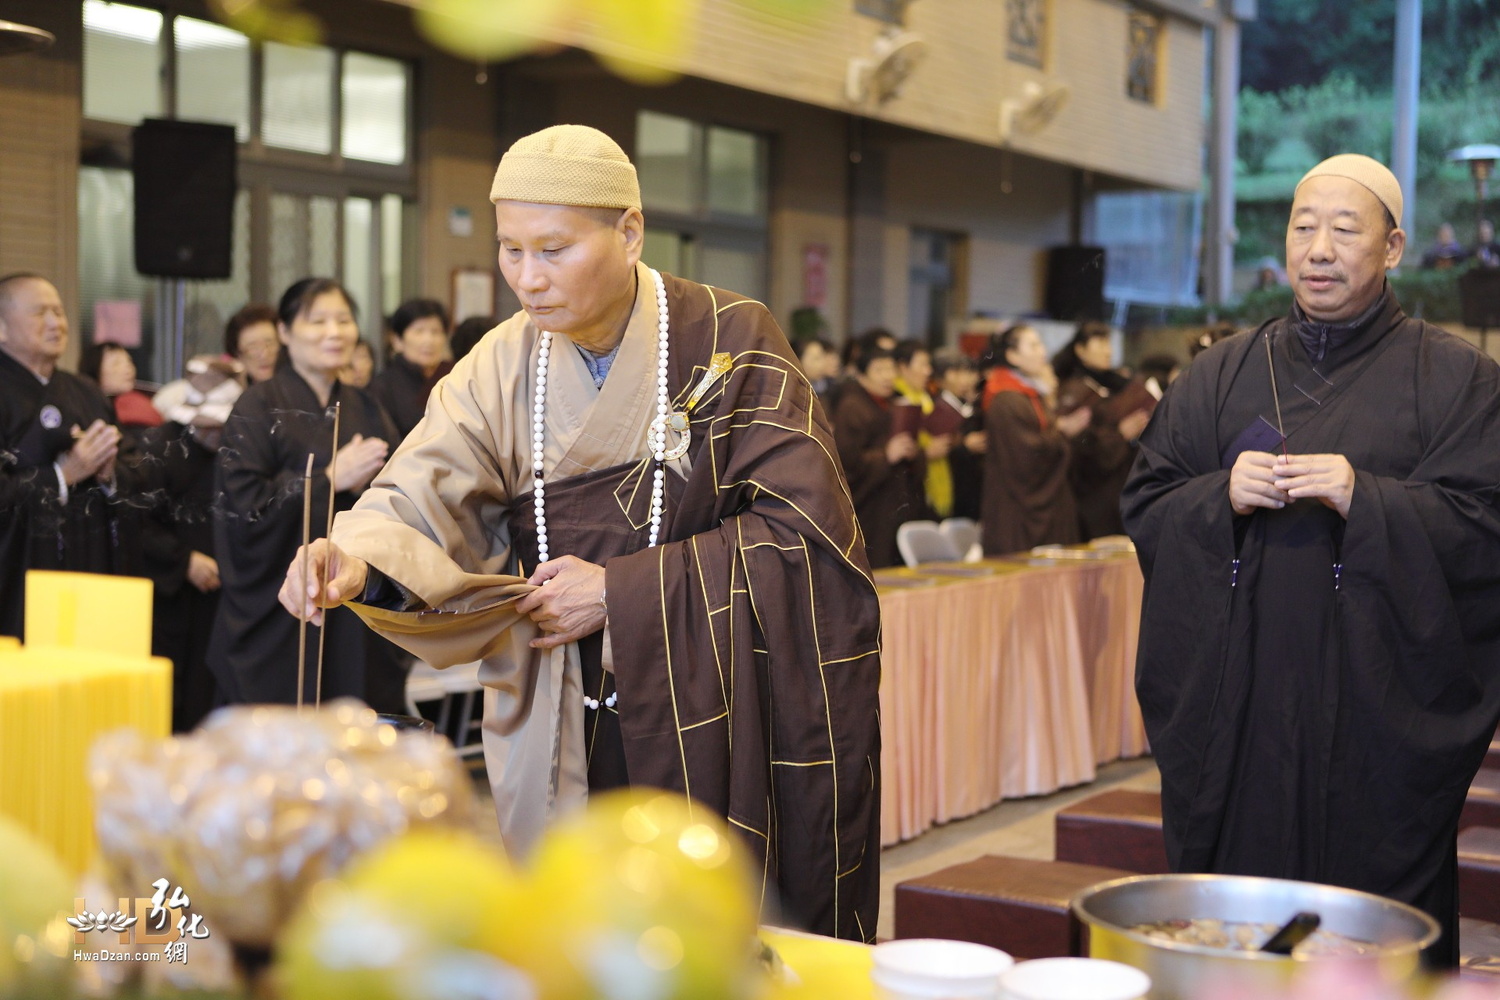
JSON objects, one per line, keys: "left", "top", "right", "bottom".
{"left": 90, "top": 699, "right": 474, "bottom": 949}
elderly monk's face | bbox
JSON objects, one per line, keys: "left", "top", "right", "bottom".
{"left": 0, "top": 277, "right": 68, "bottom": 373}
{"left": 1286, "top": 175, "right": 1405, "bottom": 323}
{"left": 495, "top": 201, "right": 643, "bottom": 349}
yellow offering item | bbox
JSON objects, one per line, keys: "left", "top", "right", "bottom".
{"left": 279, "top": 830, "right": 531, "bottom": 1000}
{"left": 0, "top": 571, "right": 170, "bottom": 874}
{"left": 499, "top": 790, "right": 761, "bottom": 1000}
{"left": 761, "top": 927, "right": 875, "bottom": 1000}
{"left": 0, "top": 815, "right": 75, "bottom": 990}
{"left": 24, "top": 571, "right": 153, "bottom": 658}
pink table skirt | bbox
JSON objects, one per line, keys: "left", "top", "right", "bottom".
{"left": 877, "top": 557, "right": 1148, "bottom": 846}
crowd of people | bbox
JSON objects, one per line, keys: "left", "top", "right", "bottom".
{"left": 0, "top": 269, "right": 493, "bottom": 732}
{"left": 1420, "top": 219, "right": 1500, "bottom": 269}
{"left": 810, "top": 319, "right": 1159, "bottom": 568}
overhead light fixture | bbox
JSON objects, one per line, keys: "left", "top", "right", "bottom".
{"left": 0, "top": 19, "right": 54, "bottom": 57}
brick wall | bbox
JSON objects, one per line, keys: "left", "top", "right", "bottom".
{"left": 0, "top": 2, "right": 83, "bottom": 357}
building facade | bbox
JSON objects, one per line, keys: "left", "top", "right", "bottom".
{"left": 0, "top": 0, "right": 1220, "bottom": 378}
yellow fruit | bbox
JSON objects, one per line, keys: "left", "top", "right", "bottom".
{"left": 494, "top": 791, "right": 762, "bottom": 1000}
{"left": 277, "top": 830, "right": 531, "bottom": 1000}
{"left": 0, "top": 817, "right": 72, "bottom": 944}
{"left": 0, "top": 816, "right": 73, "bottom": 990}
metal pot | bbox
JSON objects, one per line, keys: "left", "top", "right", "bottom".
{"left": 1071, "top": 874, "right": 1440, "bottom": 1000}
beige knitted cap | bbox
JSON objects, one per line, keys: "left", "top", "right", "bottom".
{"left": 489, "top": 125, "right": 641, "bottom": 210}
{"left": 1295, "top": 154, "right": 1404, "bottom": 227}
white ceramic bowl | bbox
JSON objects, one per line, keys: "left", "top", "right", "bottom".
{"left": 872, "top": 938, "right": 1015, "bottom": 999}
{"left": 999, "top": 957, "right": 1151, "bottom": 1000}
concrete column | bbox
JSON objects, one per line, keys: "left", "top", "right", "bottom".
{"left": 1204, "top": 11, "right": 1241, "bottom": 308}
{"left": 1391, "top": 0, "right": 1422, "bottom": 236}
{"left": 846, "top": 125, "right": 887, "bottom": 338}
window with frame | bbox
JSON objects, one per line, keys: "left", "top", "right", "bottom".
{"left": 636, "top": 111, "right": 770, "bottom": 301}
{"left": 1126, "top": 7, "right": 1163, "bottom": 104}
{"left": 1006, "top": 0, "right": 1047, "bottom": 69}
{"left": 79, "top": 1, "right": 416, "bottom": 378}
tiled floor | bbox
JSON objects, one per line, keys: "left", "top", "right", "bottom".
{"left": 462, "top": 753, "right": 1161, "bottom": 942}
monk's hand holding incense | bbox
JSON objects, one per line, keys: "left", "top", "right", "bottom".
{"left": 278, "top": 539, "right": 369, "bottom": 626}
{"left": 520, "top": 555, "right": 607, "bottom": 650}
{"left": 1273, "top": 453, "right": 1356, "bottom": 519}
{"left": 1229, "top": 450, "right": 1292, "bottom": 516}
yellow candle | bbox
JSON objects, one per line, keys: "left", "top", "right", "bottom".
{"left": 0, "top": 572, "right": 171, "bottom": 874}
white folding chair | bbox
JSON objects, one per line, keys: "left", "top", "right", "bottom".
{"left": 939, "top": 517, "right": 982, "bottom": 561}
{"left": 405, "top": 659, "right": 485, "bottom": 758}
{"left": 896, "top": 520, "right": 962, "bottom": 567}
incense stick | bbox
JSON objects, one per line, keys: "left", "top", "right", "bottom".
{"left": 297, "top": 453, "right": 314, "bottom": 712}
{"left": 1263, "top": 330, "right": 1288, "bottom": 458}
{"left": 314, "top": 402, "right": 340, "bottom": 709}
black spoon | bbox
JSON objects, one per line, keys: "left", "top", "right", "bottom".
{"left": 1261, "top": 911, "right": 1322, "bottom": 955}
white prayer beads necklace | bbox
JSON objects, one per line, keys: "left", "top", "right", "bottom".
{"left": 532, "top": 270, "right": 670, "bottom": 715}
{"left": 531, "top": 267, "right": 671, "bottom": 564}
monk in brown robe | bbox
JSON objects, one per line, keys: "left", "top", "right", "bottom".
{"left": 980, "top": 324, "right": 1091, "bottom": 554}
{"left": 832, "top": 346, "right": 921, "bottom": 568}
{"left": 279, "top": 125, "right": 882, "bottom": 942}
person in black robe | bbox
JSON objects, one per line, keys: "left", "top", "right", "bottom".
{"left": 832, "top": 346, "right": 920, "bottom": 568}
{"left": 136, "top": 357, "right": 246, "bottom": 730}
{"left": 0, "top": 274, "right": 137, "bottom": 639}
{"left": 450, "top": 314, "right": 495, "bottom": 363}
{"left": 1052, "top": 322, "right": 1152, "bottom": 540}
{"left": 931, "top": 349, "right": 985, "bottom": 523}
{"left": 209, "top": 278, "right": 400, "bottom": 709}
{"left": 1122, "top": 154, "right": 1500, "bottom": 966}
{"left": 369, "top": 298, "right": 455, "bottom": 440}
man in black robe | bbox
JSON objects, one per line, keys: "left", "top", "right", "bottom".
{"left": 0, "top": 273, "right": 133, "bottom": 639}
{"left": 280, "top": 126, "right": 882, "bottom": 942}
{"left": 1123, "top": 154, "right": 1500, "bottom": 965}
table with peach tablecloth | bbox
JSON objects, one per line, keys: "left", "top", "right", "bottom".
{"left": 876, "top": 555, "right": 1148, "bottom": 846}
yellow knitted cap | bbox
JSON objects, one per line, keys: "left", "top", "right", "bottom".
{"left": 1296, "top": 154, "right": 1404, "bottom": 227}
{"left": 489, "top": 125, "right": 641, "bottom": 210}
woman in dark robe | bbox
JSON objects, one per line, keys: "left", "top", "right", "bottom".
{"left": 931, "top": 350, "right": 986, "bottom": 522}
{"left": 980, "top": 325, "right": 1091, "bottom": 555}
{"left": 1051, "top": 322, "right": 1153, "bottom": 539}
{"left": 208, "top": 278, "right": 400, "bottom": 709}
{"left": 78, "top": 342, "right": 162, "bottom": 432}
{"left": 369, "top": 298, "right": 454, "bottom": 440}
{"left": 832, "top": 345, "right": 920, "bottom": 568}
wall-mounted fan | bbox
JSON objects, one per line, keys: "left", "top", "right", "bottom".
{"left": 999, "top": 80, "right": 1071, "bottom": 142}
{"left": 845, "top": 28, "right": 929, "bottom": 106}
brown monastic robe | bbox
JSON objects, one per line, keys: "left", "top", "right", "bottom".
{"left": 981, "top": 368, "right": 1080, "bottom": 555}
{"left": 1056, "top": 374, "right": 1137, "bottom": 540}
{"left": 333, "top": 263, "right": 882, "bottom": 942}
{"left": 832, "top": 384, "right": 911, "bottom": 569}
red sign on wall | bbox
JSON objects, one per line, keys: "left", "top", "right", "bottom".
{"left": 802, "top": 243, "right": 830, "bottom": 308}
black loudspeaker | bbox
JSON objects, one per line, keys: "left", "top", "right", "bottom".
{"left": 1045, "top": 245, "right": 1107, "bottom": 322}
{"left": 132, "top": 119, "right": 237, "bottom": 279}
{"left": 1460, "top": 268, "right": 1500, "bottom": 329}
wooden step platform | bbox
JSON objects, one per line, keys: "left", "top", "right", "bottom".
{"left": 894, "top": 854, "right": 1130, "bottom": 960}
{"left": 1054, "top": 789, "right": 1169, "bottom": 875}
